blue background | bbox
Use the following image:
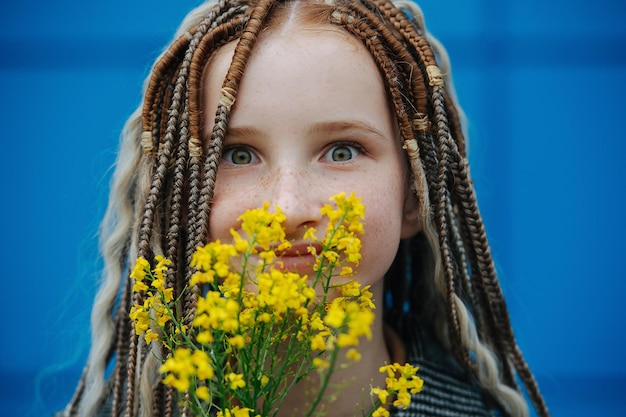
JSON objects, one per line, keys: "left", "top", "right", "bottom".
{"left": 1, "top": 0, "right": 625, "bottom": 415}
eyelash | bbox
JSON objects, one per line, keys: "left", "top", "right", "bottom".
{"left": 322, "top": 141, "right": 365, "bottom": 163}
{"left": 222, "top": 145, "right": 258, "bottom": 165}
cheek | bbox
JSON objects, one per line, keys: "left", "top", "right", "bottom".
{"left": 361, "top": 196, "right": 404, "bottom": 248}
{"left": 208, "top": 177, "right": 261, "bottom": 241}
{"left": 357, "top": 182, "right": 405, "bottom": 253}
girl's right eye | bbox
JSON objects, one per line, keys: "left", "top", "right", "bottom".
{"left": 222, "top": 146, "right": 258, "bottom": 165}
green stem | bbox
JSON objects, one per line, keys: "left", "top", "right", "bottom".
{"left": 304, "top": 344, "right": 341, "bottom": 417}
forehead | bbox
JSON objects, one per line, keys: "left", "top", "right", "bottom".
{"left": 205, "top": 23, "right": 375, "bottom": 83}
{"left": 201, "top": 25, "right": 389, "bottom": 130}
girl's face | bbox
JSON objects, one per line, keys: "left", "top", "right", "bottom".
{"left": 203, "top": 25, "right": 419, "bottom": 288}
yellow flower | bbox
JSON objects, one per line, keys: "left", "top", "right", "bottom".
{"left": 153, "top": 255, "right": 171, "bottom": 281}
{"left": 238, "top": 202, "right": 287, "bottom": 251}
{"left": 144, "top": 329, "right": 159, "bottom": 345}
{"left": 339, "top": 266, "right": 353, "bottom": 277}
{"left": 308, "top": 313, "right": 326, "bottom": 331}
{"left": 359, "top": 285, "right": 375, "bottom": 310}
{"left": 190, "top": 271, "right": 215, "bottom": 286}
{"left": 332, "top": 192, "right": 365, "bottom": 233}
{"left": 196, "top": 385, "right": 210, "bottom": 401}
{"left": 162, "top": 373, "right": 189, "bottom": 393}
{"left": 371, "top": 387, "right": 390, "bottom": 404}
{"left": 345, "top": 348, "right": 361, "bottom": 361}
{"left": 197, "top": 330, "right": 214, "bottom": 344}
{"left": 393, "top": 391, "right": 412, "bottom": 409}
{"left": 175, "top": 324, "right": 188, "bottom": 335}
{"left": 337, "top": 333, "right": 358, "bottom": 348}
{"left": 372, "top": 406, "right": 390, "bottom": 417}
{"left": 132, "top": 280, "right": 149, "bottom": 293}
{"left": 129, "top": 304, "right": 150, "bottom": 335}
{"left": 162, "top": 287, "right": 174, "bottom": 303}
{"left": 226, "top": 373, "right": 246, "bottom": 390}
{"left": 322, "top": 249, "right": 339, "bottom": 264}
{"left": 347, "top": 308, "right": 374, "bottom": 340}
{"left": 303, "top": 226, "right": 317, "bottom": 242}
{"left": 154, "top": 193, "right": 378, "bottom": 412}
{"left": 194, "top": 291, "right": 240, "bottom": 333}
{"left": 228, "top": 335, "right": 246, "bottom": 349}
{"left": 191, "top": 240, "right": 237, "bottom": 276}
{"left": 160, "top": 348, "right": 194, "bottom": 393}
{"left": 217, "top": 406, "right": 257, "bottom": 417}
{"left": 130, "top": 257, "right": 150, "bottom": 281}
{"left": 192, "top": 350, "right": 214, "bottom": 381}
{"left": 377, "top": 362, "right": 424, "bottom": 409}
{"left": 338, "top": 280, "right": 361, "bottom": 297}
{"left": 258, "top": 312, "right": 272, "bottom": 323}
{"left": 313, "top": 357, "right": 329, "bottom": 369}
{"left": 324, "top": 301, "right": 346, "bottom": 328}
{"left": 318, "top": 193, "right": 364, "bottom": 274}
{"left": 310, "top": 334, "right": 326, "bottom": 351}
{"left": 230, "top": 229, "right": 250, "bottom": 253}
{"left": 151, "top": 276, "right": 166, "bottom": 293}
{"left": 259, "top": 250, "right": 276, "bottom": 263}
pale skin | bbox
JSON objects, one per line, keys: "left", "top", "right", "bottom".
{"left": 202, "top": 23, "right": 420, "bottom": 416}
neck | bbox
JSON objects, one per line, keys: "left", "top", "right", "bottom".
{"left": 272, "top": 280, "right": 404, "bottom": 417}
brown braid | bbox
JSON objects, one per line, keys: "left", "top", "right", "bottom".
{"left": 188, "top": 6, "right": 251, "bottom": 143}
{"left": 430, "top": 84, "right": 474, "bottom": 368}
{"left": 194, "top": 0, "right": 278, "bottom": 252}
{"left": 142, "top": 32, "right": 195, "bottom": 154}
{"left": 136, "top": 5, "right": 255, "bottom": 415}
{"left": 185, "top": 12, "right": 249, "bottom": 259}
{"left": 66, "top": 366, "right": 87, "bottom": 417}
{"left": 400, "top": 2, "right": 548, "bottom": 413}
{"left": 360, "top": 3, "right": 549, "bottom": 415}
{"left": 330, "top": 9, "right": 413, "bottom": 155}
{"left": 111, "top": 284, "right": 131, "bottom": 417}
{"left": 449, "top": 137, "right": 549, "bottom": 413}
{"left": 178, "top": 2, "right": 278, "bottom": 379}
{"left": 164, "top": 385, "right": 174, "bottom": 417}
{"left": 127, "top": 9, "right": 208, "bottom": 416}
{"left": 447, "top": 199, "right": 486, "bottom": 334}
{"left": 125, "top": 55, "right": 191, "bottom": 416}
{"left": 183, "top": 14, "right": 250, "bottom": 335}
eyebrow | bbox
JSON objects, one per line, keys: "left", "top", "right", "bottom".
{"left": 224, "top": 120, "right": 389, "bottom": 141}
{"left": 223, "top": 126, "right": 264, "bottom": 140}
{"left": 308, "top": 120, "right": 389, "bottom": 139}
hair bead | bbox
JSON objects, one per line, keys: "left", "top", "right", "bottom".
{"left": 141, "top": 131, "right": 154, "bottom": 154}
{"left": 189, "top": 137, "right": 203, "bottom": 157}
{"left": 426, "top": 64, "right": 443, "bottom": 87}
{"left": 413, "top": 112, "right": 431, "bottom": 131}
{"left": 219, "top": 87, "right": 237, "bottom": 109}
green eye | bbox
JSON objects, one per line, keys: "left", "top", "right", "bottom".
{"left": 224, "top": 147, "right": 255, "bottom": 165}
{"left": 327, "top": 145, "right": 356, "bottom": 162}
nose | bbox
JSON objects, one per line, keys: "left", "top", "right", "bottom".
{"left": 268, "top": 166, "right": 322, "bottom": 236}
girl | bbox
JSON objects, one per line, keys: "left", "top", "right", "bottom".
{"left": 59, "top": 0, "right": 549, "bottom": 416}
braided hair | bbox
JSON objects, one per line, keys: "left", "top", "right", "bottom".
{"left": 61, "top": 1, "right": 549, "bottom": 416}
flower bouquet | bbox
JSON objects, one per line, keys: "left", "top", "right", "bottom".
{"left": 129, "top": 192, "right": 422, "bottom": 417}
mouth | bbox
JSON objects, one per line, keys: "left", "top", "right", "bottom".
{"left": 272, "top": 242, "right": 322, "bottom": 274}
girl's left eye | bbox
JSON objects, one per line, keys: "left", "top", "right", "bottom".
{"left": 324, "top": 144, "right": 360, "bottom": 162}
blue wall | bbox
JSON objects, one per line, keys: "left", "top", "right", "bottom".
{"left": 1, "top": 0, "right": 625, "bottom": 415}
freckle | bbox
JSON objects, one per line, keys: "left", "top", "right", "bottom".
{"left": 260, "top": 174, "right": 272, "bottom": 189}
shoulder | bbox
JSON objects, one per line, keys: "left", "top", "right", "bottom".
{"left": 386, "top": 311, "right": 503, "bottom": 417}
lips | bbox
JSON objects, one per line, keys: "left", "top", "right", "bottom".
{"left": 273, "top": 242, "right": 322, "bottom": 274}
